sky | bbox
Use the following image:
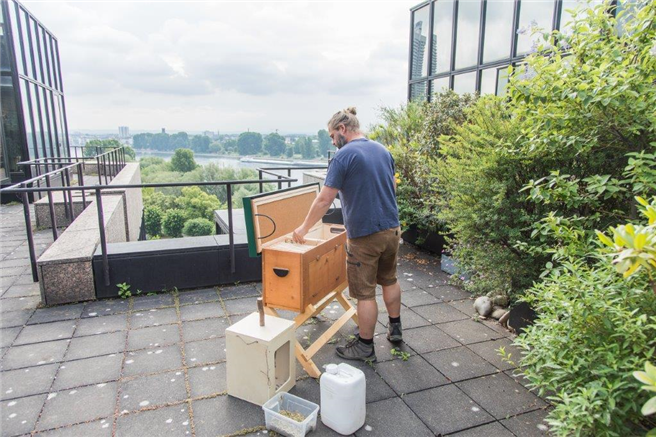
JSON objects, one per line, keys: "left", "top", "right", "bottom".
{"left": 23, "top": 0, "right": 417, "bottom": 135}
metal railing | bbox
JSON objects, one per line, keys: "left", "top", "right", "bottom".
{"left": 0, "top": 168, "right": 305, "bottom": 287}
{"left": 257, "top": 165, "right": 328, "bottom": 193}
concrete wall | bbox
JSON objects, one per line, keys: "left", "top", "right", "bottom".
{"left": 36, "top": 163, "right": 143, "bottom": 305}
{"left": 303, "top": 170, "right": 327, "bottom": 187}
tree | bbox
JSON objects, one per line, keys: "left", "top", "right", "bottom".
{"left": 133, "top": 133, "right": 152, "bottom": 149}
{"left": 237, "top": 132, "right": 263, "bottom": 155}
{"left": 83, "top": 139, "right": 122, "bottom": 157}
{"left": 183, "top": 218, "right": 214, "bottom": 236}
{"left": 162, "top": 209, "right": 186, "bottom": 238}
{"left": 318, "top": 129, "right": 331, "bottom": 157}
{"left": 191, "top": 135, "right": 211, "bottom": 153}
{"left": 170, "top": 148, "right": 197, "bottom": 172}
{"left": 300, "top": 137, "right": 316, "bottom": 159}
{"left": 152, "top": 133, "right": 170, "bottom": 150}
{"left": 223, "top": 139, "right": 238, "bottom": 153}
{"left": 263, "top": 133, "right": 286, "bottom": 156}
{"left": 175, "top": 186, "right": 220, "bottom": 221}
{"left": 285, "top": 146, "right": 294, "bottom": 158}
{"left": 209, "top": 141, "right": 223, "bottom": 154}
{"left": 293, "top": 137, "right": 304, "bottom": 155}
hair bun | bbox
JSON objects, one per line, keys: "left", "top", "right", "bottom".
{"left": 345, "top": 107, "right": 357, "bottom": 116}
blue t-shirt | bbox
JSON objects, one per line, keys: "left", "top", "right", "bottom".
{"left": 324, "top": 138, "right": 399, "bottom": 239}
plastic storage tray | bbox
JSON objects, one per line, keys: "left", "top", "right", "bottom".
{"left": 262, "top": 392, "right": 319, "bottom": 437}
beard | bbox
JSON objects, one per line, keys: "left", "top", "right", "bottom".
{"left": 335, "top": 133, "right": 348, "bottom": 149}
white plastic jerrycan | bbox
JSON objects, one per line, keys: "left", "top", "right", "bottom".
{"left": 320, "top": 363, "right": 366, "bottom": 435}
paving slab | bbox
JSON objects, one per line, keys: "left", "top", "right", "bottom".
{"left": 375, "top": 355, "right": 448, "bottom": 395}
{"left": 426, "top": 285, "right": 472, "bottom": 302}
{"left": 2, "top": 339, "right": 69, "bottom": 370}
{"left": 354, "top": 397, "right": 433, "bottom": 437}
{"left": 400, "top": 289, "right": 442, "bottom": 308}
{"left": 468, "top": 338, "right": 520, "bottom": 371}
{"left": 13, "top": 320, "right": 77, "bottom": 346}
{"left": 500, "top": 408, "right": 551, "bottom": 436}
{"left": 188, "top": 362, "right": 226, "bottom": 398}
{"left": 127, "top": 324, "right": 180, "bottom": 351}
{"left": 348, "top": 361, "right": 397, "bottom": 404}
{"left": 371, "top": 334, "right": 416, "bottom": 362}
{"left": 119, "top": 370, "right": 187, "bottom": 412}
{"left": 0, "top": 327, "right": 21, "bottom": 348}
{"left": 36, "top": 382, "right": 117, "bottom": 431}
{"left": 448, "top": 422, "right": 515, "bottom": 436}
{"left": 447, "top": 299, "right": 476, "bottom": 316}
{"left": 193, "top": 395, "right": 264, "bottom": 437}
{"left": 423, "top": 346, "right": 498, "bottom": 382}
{"left": 28, "top": 304, "right": 84, "bottom": 325}
{"left": 129, "top": 308, "right": 178, "bottom": 329}
{"left": 412, "top": 303, "right": 471, "bottom": 324}
{"left": 218, "top": 283, "right": 260, "bottom": 300}
{"left": 1, "top": 393, "right": 47, "bottom": 436}
{"left": 223, "top": 296, "right": 258, "bottom": 316}
{"left": 115, "top": 404, "right": 192, "bottom": 436}
{"left": 131, "top": 294, "right": 175, "bottom": 311}
{"left": 403, "top": 384, "right": 494, "bottom": 435}
{"left": 0, "top": 295, "right": 41, "bottom": 312}
{"left": 74, "top": 314, "right": 128, "bottom": 337}
{"left": 123, "top": 344, "right": 184, "bottom": 377}
{"left": 289, "top": 377, "right": 321, "bottom": 405}
{"left": 179, "top": 301, "right": 225, "bottom": 321}
{"left": 401, "top": 325, "right": 460, "bottom": 354}
{"left": 457, "top": 373, "right": 547, "bottom": 420}
{"left": 376, "top": 307, "right": 430, "bottom": 330}
{"left": 64, "top": 331, "right": 126, "bottom": 361}
{"left": 181, "top": 317, "right": 230, "bottom": 342}
{"left": 439, "top": 319, "right": 503, "bottom": 345}
{"left": 178, "top": 288, "right": 219, "bottom": 305}
{"left": 184, "top": 337, "right": 226, "bottom": 366}
{"left": 82, "top": 299, "right": 130, "bottom": 318}
{"left": 34, "top": 418, "right": 113, "bottom": 436}
{"left": 0, "top": 363, "right": 58, "bottom": 400}
{"left": 53, "top": 354, "right": 123, "bottom": 391}
{"left": 0, "top": 309, "right": 34, "bottom": 328}
{"left": 2, "top": 283, "right": 41, "bottom": 298}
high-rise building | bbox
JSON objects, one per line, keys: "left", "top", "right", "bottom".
{"left": 0, "top": 0, "right": 70, "bottom": 186}
{"left": 408, "top": 0, "right": 632, "bottom": 101}
{"left": 161, "top": 128, "right": 166, "bottom": 134}
{"left": 118, "top": 126, "right": 130, "bottom": 138}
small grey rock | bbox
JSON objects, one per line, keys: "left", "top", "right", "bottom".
{"left": 474, "top": 296, "right": 493, "bottom": 317}
{"left": 499, "top": 310, "right": 511, "bottom": 326}
{"left": 491, "top": 306, "right": 507, "bottom": 320}
{"left": 492, "top": 295, "right": 509, "bottom": 307}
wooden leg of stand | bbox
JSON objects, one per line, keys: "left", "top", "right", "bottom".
{"left": 296, "top": 342, "right": 321, "bottom": 378}
{"left": 335, "top": 290, "right": 359, "bottom": 326}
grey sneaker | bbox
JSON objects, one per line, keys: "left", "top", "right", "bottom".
{"left": 387, "top": 321, "right": 403, "bottom": 342}
{"left": 336, "top": 338, "right": 377, "bottom": 362}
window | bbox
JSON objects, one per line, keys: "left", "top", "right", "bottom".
{"left": 480, "top": 67, "right": 497, "bottom": 94}
{"left": 483, "top": 0, "right": 514, "bottom": 63}
{"left": 410, "top": 81, "right": 428, "bottom": 101}
{"left": 516, "top": 0, "right": 555, "bottom": 55}
{"left": 496, "top": 66, "right": 510, "bottom": 96}
{"left": 454, "top": 0, "right": 482, "bottom": 70}
{"left": 431, "top": 77, "right": 450, "bottom": 96}
{"left": 18, "top": 8, "right": 34, "bottom": 79}
{"left": 431, "top": 0, "right": 454, "bottom": 75}
{"left": 411, "top": 5, "right": 431, "bottom": 79}
{"left": 453, "top": 71, "right": 477, "bottom": 94}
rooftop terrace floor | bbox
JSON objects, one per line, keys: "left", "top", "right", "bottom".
{"left": 0, "top": 203, "right": 550, "bottom": 436}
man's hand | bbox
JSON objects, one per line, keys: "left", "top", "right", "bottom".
{"left": 292, "top": 225, "right": 308, "bottom": 244}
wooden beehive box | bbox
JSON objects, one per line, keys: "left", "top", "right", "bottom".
{"left": 244, "top": 184, "right": 347, "bottom": 312}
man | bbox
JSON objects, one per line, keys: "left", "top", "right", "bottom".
{"left": 292, "top": 107, "right": 401, "bottom": 362}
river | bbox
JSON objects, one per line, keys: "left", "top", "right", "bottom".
{"left": 135, "top": 150, "right": 327, "bottom": 187}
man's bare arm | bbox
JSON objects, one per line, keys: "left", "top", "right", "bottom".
{"left": 292, "top": 186, "right": 339, "bottom": 243}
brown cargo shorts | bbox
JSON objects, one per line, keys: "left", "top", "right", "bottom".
{"left": 346, "top": 227, "right": 401, "bottom": 301}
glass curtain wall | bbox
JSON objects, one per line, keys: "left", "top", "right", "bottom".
{"left": 409, "top": 0, "right": 571, "bottom": 101}
{"left": 0, "top": 0, "right": 69, "bottom": 184}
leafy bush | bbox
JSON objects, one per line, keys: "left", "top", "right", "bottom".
{"left": 183, "top": 218, "right": 214, "bottom": 236}
{"left": 162, "top": 209, "right": 186, "bottom": 238}
{"left": 144, "top": 206, "right": 163, "bottom": 236}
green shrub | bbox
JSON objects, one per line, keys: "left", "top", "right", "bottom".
{"left": 162, "top": 209, "right": 186, "bottom": 237}
{"left": 175, "top": 186, "right": 221, "bottom": 221}
{"left": 170, "top": 148, "right": 197, "bottom": 172}
{"left": 144, "top": 206, "right": 163, "bottom": 236}
{"left": 183, "top": 218, "right": 214, "bottom": 236}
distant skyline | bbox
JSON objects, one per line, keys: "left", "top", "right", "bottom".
{"left": 24, "top": 0, "right": 415, "bottom": 134}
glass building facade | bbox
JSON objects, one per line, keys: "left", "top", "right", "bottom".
{"left": 0, "top": 0, "right": 69, "bottom": 185}
{"left": 408, "top": 0, "right": 606, "bottom": 101}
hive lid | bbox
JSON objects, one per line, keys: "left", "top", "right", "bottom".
{"left": 243, "top": 183, "right": 321, "bottom": 257}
